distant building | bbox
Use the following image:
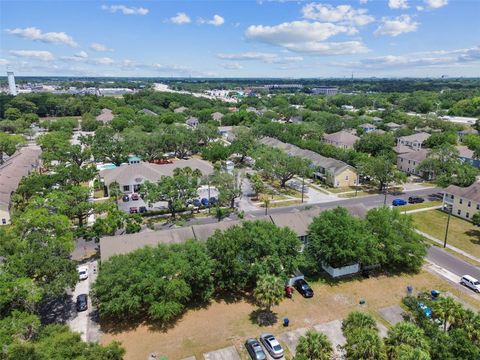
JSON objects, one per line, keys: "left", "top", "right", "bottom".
{"left": 385, "top": 122, "right": 402, "bottom": 131}
{"left": 443, "top": 182, "right": 480, "bottom": 221}
{"left": 322, "top": 130, "right": 360, "bottom": 150}
{"left": 211, "top": 112, "right": 224, "bottom": 122}
{"left": 397, "top": 132, "right": 430, "bottom": 151}
{"left": 185, "top": 117, "right": 199, "bottom": 128}
{"left": 457, "top": 145, "right": 480, "bottom": 168}
{"left": 174, "top": 106, "right": 187, "bottom": 113}
{"left": 358, "top": 123, "right": 377, "bottom": 133}
{"left": 140, "top": 108, "right": 157, "bottom": 116}
{"left": 7, "top": 71, "right": 17, "bottom": 96}
{"left": 311, "top": 87, "right": 338, "bottom": 95}
{"left": 396, "top": 148, "right": 429, "bottom": 177}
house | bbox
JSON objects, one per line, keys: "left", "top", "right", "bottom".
{"left": 443, "top": 182, "right": 480, "bottom": 221}
{"left": 358, "top": 123, "right": 377, "bottom": 133}
{"left": 174, "top": 106, "right": 187, "bottom": 113}
{"left": 99, "top": 159, "right": 214, "bottom": 196}
{"left": 396, "top": 149, "right": 429, "bottom": 176}
{"left": 140, "top": 108, "right": 158, "bottom": 116}
{"left": 322, "top": 130, "right": 360, "bottom": 150}
{"left": 260, "top": 137, "right": 358, "bottom": 187}
{"left": 99, "top": 205, "right": 367, "bottom": 261}
{"left": 185, "top": 117, "right": 199, "bottom": 128}
{"left": 397, "top": 132, "right": 430, "bottom": 151}
{"left": 96, "top": 108, "right": 114, "bottom": 124}
{"left": 457, "top": 145, "right": 480, "bottom": 168}
{"left": 0, "top": 146, "right": 41, "bottom": 225}
{"left": 218, "top": 126, "right": 237, "bottom": 143}
{"left": 288, "top": 115, "right": 303, "bottom": 124}
{"left": 385, "top": 122, "right": 402, "bottom": 131}
{"left": 211, "top": 112, "right": 224, "bottom": 122}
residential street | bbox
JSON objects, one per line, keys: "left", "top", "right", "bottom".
{"left": 427, "top": 246, "right": 480, "bottom": 279}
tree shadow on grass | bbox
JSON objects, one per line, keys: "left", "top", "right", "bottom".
{"left": 465, "top": 229, "right": 480, "bottom": 245}
{"left": 249, "top": 309, "right": 278, "bottom": 326}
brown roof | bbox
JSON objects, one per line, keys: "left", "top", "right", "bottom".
{"left": 322, "top": 130, "right": 359, "bottom": 148}
{"left": 457, "top": 145, "right": 474, "bottom": 159}
{"left": 398, "top": 132, "right": 430, "bottom": 143}
{"left": 444, "top": 182, "right": 480, "bottom": 202}
{"left": 96, "top": 108, "right": 114, "bottom": 123}
{"left": 393, "top": 145, "right": 414, "bottom": 154}
{"left": 397, "top": 149, "right": 428, "bottom": 162}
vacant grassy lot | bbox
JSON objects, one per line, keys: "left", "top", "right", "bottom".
{"left": 412, "top": 209, "right": 480, "bottom": 259}
{"left": 100, "top": 271, "right": 479, "bottom": 360}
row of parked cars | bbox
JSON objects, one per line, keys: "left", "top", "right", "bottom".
{"left": 246, "top": 334, "right": 284, "bottom": 359}
{"left": 392, "top": 196, "right": 425, "bottom": 206}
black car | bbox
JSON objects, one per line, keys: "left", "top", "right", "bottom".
{"left": 76, "top": 294, "right": 88, "bottom": 312}
{"left": 122, "top": 194, "right": 129, "bottom": 202}
{"left": 294, "top": 279, "right": 314, "bottom": 298}
{"left": 139, "top": 206, "right": 147, "bottom": 213}
{"left": 245, "top": 338, "right": 267, "bottom": 360}
{"left": 408, "top": 196, "right": 425, "bottom": 204}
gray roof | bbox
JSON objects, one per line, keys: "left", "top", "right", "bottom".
{"left": 100, "top": 160, "right": 214, "bottom": 186}
{"left": 260, "top": 137, "right": 356, "bottom": 175}
{"left": 322, "top": 130, "right": 359, "bottom": 148}
{"left": 186, "top": 117, "right": 199, "bottom": 126}
{"left": 397, "top": 149, "right": 428, "bottom": 162}
{"left": 174, "top": 106, "right": 188, "bottom": 113}
{"left": 444, "top": 182, "right": 480, "bottom": 202}
{"left": 398, "top": 132, "right": 431, "bottom": 143}
{"left": 385, "top": 122, "right": 401, "bottom": 128}
{"left": 0, "top": 146, "right": 41, "bottom": 208}
{"left": 211, "top": 112, "right": 224, "bottom": 121}
{"left": 140, "top": 108, "right": 158, "bottom": 116}
{"left": 96, "top": 108, "right": 114, "bottom": 123}
{"left": 99, "top": 204, "right": 368, "bottom": 261}
{"left": 457, "top": 145, "right": 474, "bottom": 159}
{"left": 359, "top": 123, "right": 376, "bottom": 129}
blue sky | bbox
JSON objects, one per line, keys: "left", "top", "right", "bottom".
{"left": 0, "top": 0, "right": 479, "bottom": 77}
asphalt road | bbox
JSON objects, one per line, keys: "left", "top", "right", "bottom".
{"left": 427, "top": 246, "right": 480, "bottom": 279}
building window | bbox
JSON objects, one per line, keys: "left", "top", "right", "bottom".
{"left": 345, "top": 176, "right": 349, "bottom": 180}
{"left": 451, "top": 195, "right": 454, "bottom": 200}
{"left": 477, "top": 204, "right": 479, "bottom": 210}
{"left": 458, "top": 209, "right": 461, "bottom": 215}
{"left": 459, "top": 199, "right": 463, "bottom": 204}
{"left": 467, "top": 212, "right": 470, "bottom": 218}
{"left": 468, "top": 201, "right": 471, "bottom": 207}
{"left": 123, "top": 185, "right": 130, "bottom": 192}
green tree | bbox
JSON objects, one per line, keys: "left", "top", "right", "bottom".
{"left": 201, "top": 142, "right": 232, "bottom": 162}
{"left": 359, "top": 156, "right": 406, "bottom": 192}
{"left": 343, "top": 328, "right": 387, "bottom": 360}
{"left": 206, "top": 220, "right": 301, "bottom": 292}
{"left": 366, "top": 207, "right": 427, "bottom": 273}
{"left": 45, "top": 186, "right": 93, "bottom": 227}
{"left": 354, "top": 132, "right": 395, "bottom": 157}
{"left": 432, "top": 296, "right": 464, "bottom": 333}
{"left": 0, "top": 132, "right": 24, "bottom": 164}
{"left": 253, "top": 274, "right": 284, "bottom": 313}
{"left": 250, "top": 173, "right": 266, "bottom": 198}
{"left": 209, "top": 170, "right": 243, "bottom": 208}
{"left": 342, "top": 312, "right": 378, "bottom": 337}
{"left": 84, "top": 127, "right": 129, "bottom": 166}
{"left": 295, "top": 330, "right": 333, "bottom": 360}
{"left": 230, "top": 127, "right": 256, "bottom": 162}
{"left": 385, "top": 322, "right": 430, "bottom": 360}
{"left": 472, "top": 212, "right": 480, "bottom": 226}
{"left": 307, "top": 207, "right": 383, "bottom": 269}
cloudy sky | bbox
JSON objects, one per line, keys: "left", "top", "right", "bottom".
{"left": 0, "top": 0, "right": 479, "bottom": 77}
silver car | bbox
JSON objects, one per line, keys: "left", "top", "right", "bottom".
{"left": 245, "top": 338, "right": 266, "bottom": 360}
{"left": 260, "top": 333, "right": 284, "bottom": 358}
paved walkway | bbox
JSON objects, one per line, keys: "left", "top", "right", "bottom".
{"left": 405, "top": 205, "right": 442, "bottom": 214}
{"left": 417, "top": 229, "right": 480, "bottom": 263}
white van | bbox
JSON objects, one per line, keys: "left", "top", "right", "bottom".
{"left": 460, "top": 275, "right": 480, "bottom": 293}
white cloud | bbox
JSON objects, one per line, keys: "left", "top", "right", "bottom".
{"left": 359, "top": 0, "right": 369, "bottom": 3}
{"left": 94, "top": 57, "right": 114, "bottom": 65}
{"left": 416, "top": 5, "right": 425, "bottom": 11}
{"left": 61, "top": 51, "right": 89, "bottom": 61}
{"left": 388, "top": 0, "right": 409, "bottom": 9}
{"left": 200, "top": 14, "right": 225, "bottom": 26}
{"left": 90, "top": 42, "right": 113, "bottom": 52}
{"left": 101, "top": 4, "right": 149, "bottom": 15}
{"left": 170, "top": 12, "right": 191, "bottom": 24}
{"left": 221, "top": 63, "right": 243, "bottom": 70}
{"left": 0, "top": 58, "right": 10, "bottom": 66}
{"left": 217, "top": 52, "right": 304, "bottom": 63}
{"left": 301, "top": 3, "right": 374, "bottom": 26}
{"left": 374, "top": 15, "right": 418, "bottom": 37}
{"left": 4, "top": 27, "right": 78, "bottom": 47}
{"left": 9, "top": 50, "right": 54, "bottom": 61}
{"left": 281, "top": 41, "right": 368, "bottom": 55}
{"left": 424, "top": 0, "right": 448, "bottom": 8}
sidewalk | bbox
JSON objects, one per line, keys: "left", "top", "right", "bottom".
{"left": 416, "top": 229, "right": 480, "bottom": 264}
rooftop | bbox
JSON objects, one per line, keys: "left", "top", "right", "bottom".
{"left": 398, "top": 132, "right": 431, "bottom": 143}
{"left": 444, "top": 182, "right": 480, "bottom": 202}
{"left": 322, "top": 130, "right": 360, "bottom": 148}
{"left": 96, "top": 108, "right": 114, "bottom": 123}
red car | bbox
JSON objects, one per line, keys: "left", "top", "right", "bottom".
{"left": 129, "top": 207, "right": 138, "bottom": 214}
{"left": 131, "top": 193, "right": 139, "bottom": 201}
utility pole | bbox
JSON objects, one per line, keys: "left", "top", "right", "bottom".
{"left": 444, "top": 205, "right": 452, "bottom": 248}
{"left": 207, "top": 179, "right": 211, "bottom": 215}
{"left": 355, "top": 173, "right": 360, "bottom": 197}
{"left": 301, "top": 174, "right": 305, "bottom": 203}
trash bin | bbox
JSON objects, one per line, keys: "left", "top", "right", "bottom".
{"left": 431, "top": 290, "right": 440, "bottom": 299}
{"left": 406, "top": 285, "right": 413, "bottom": 296}
{"left": 283, "top": 318, "right": 289, "bottom": 327}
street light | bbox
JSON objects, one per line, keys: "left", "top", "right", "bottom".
{"left": 444, "top": 204, "right": 452, "bottom": 248}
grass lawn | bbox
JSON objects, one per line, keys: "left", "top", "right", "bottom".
{"left": 338, "top": 191, "right": 374, "bottom": 198}
{"left": 100, "top": 271, "right": 479, "bottom": 360}
{"left": 401, "top": 200, "right": 442, "bottom": 212}
{"left": 412, "top": 209, "right": 480, "bottom": 259}
{"left": 93, "top": 189, "right": 105, "bottom": 199}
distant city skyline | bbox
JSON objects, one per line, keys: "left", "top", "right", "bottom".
{"left": 0, "top": 0, "right": 479, "bottom": 78}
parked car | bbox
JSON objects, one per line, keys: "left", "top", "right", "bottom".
{"left": 77, "top": 266, "right": 88, "bottom": 280}
{"left": 201, "top": 197, "right": 209, "bottom": 206}
{"left": 294, "top": 278, "right": 314, "bottom": 298}
{"left": 129, "top": 207, "right": 138, "bottom": 214}
{"left": 122, "top": 194, "right": 129, "bottom": 202}
{"left": 193, "top": 199, "right": 201, "bottom": 207}
{"left": 392, "top": 198, "right": 407, "bottom": 206}
{"left": 460, "top": 275, "right": 480, "bottom": 293}
{"left": 245, "top": 338, "right": 267, "bottom": 360}
{"left": 260, "top": 333, "right": 284, "bottom": 359}
{"left": 408, "top": 196, "right": 424, "bottom": 204}
{"left": 418, "top": 302, "right": 432, "bottom": 318}
{"left": 139, "top": 206, "right": 147, "bottom": 214}
{"left": 131, "top": 193, "right": 139, "bottom": 201}
{"left": 76, "top": 294, "right": 88, "bottom": 312}
{"left": 209, "top": 197, "right": 217, "bottom": 205}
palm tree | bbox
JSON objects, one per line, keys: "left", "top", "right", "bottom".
{"left": 342, "top": 312, "right": 378, "bottom": 337}
{"left": 385, "top": 322, "right": 429, "bottom": 358}
{"left": 392, "top": 344, "right": 431, "bottom": 360}
{"left": 432, "top": 296, "right": 463, "bottom": 332}
{"left": 295, "top": 330, "right": 333, "bottom": 360}
{"left": 253, "top": 274, "right": 284, "bottom": 314}
{"left": 343, "top": 328, "right": 387, "bottom": 360}
{"left": 108, "top": 181, "right": 122, "bottom": 209}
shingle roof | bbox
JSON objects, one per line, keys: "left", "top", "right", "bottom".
{"left": 322, "top": 130, "right": 359, "bottom": 148}
{"left": 397, "top": 149, "right": 428, "bottom": 162}
{"left": 140, "top": 108, "right": 158, "bottom": 116}
{"left": 385, "top": 122, "right": 401, "bottom": 128}
{"left": 100, "top": 160, "right": 214, "bottom": 186}
{"left": 260, "top": 137, "right": 356, "bottom": 174}
{"left": 457, "top": 145, "right": 474, "bottom": 159}
{"left": 211, "top": 112, "right": 224, "bottom": 121}
{"left": 398, "top": 132, "right": 430, "bottom": 143}
{"left": 444, "top": 182, "right": 480, "bottom": 203}
{"left": 0, "top": 146, "right": 41, "bottom": 208}
{"left": 96, "top": 108, "right": 114, "bottom": 123}
{"left": 174, "top": 106, "right": 187, "bottom": 113}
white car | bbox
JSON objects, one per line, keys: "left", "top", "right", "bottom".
{"left": 460, "top": 275, "right": 480, "bottom": 293}
{"left": 78, "top": 266, "right": 88, "bottom": 280}
{"left": 260, "top": 333, "right": 284, "bottom": 358}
